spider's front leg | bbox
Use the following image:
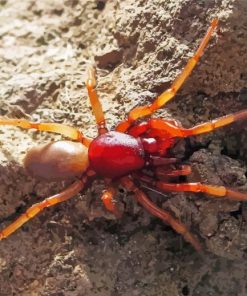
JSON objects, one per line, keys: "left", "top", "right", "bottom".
{"left": 116, "top": 18, "right": 218, "bottom": 132}
{"left": 85, "top": 65, "right": 108, "bottom": 135}
{"left": 137, "top": 173, "right": 247, "bottom": 202}
{"left": 156, "top": 182, "right": 247, "bottom": 202}
{"left": 126, "top": 107, "right": 247, "bottom": 141}
{"left": 148, "top": 109, "right": 247, "bottom": 138}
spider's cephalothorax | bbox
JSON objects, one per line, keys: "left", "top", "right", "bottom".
{"left": 1, "top": 18, "right": 247, "bottom": 252}
{"left": 89, "top": 131, "right": 145, "bottom": 178}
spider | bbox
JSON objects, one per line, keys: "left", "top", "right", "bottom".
{"left": 0, "top": 18, "right": 246, "bottom": 251}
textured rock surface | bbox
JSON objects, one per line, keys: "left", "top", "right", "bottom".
{"left": 0, "top": 0, "right": 247, "bottom": 295}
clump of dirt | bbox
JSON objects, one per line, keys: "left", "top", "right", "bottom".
{"left": 0, "top": 0, "right": 247, "bottom": 295}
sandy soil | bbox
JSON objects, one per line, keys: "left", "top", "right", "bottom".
{"left": 0, "top": 0, "right": 247, "bottom": 295}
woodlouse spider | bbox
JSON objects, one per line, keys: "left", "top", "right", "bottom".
{"left": 0, "top": 18, "right": 246, "bottom": 251}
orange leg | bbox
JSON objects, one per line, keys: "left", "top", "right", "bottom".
{"left": 0, "top": 118, "right": 92, "bottom": 147}
{"left": 0, "top": 178, "right": 87, "bottom": 240}
{"left": 120, "top": 176, "right": 202, "bottom": 251}
{"left": 116, "top": 18, "right": 218, "bottom": 132}
{"left": 136, "top": 173, "right": 247, "bottom": 202}
{"left": 148, "top": 109, "right": 247, "bottom": 138}
{"left": 181, "top": 109, "right": 247, "bottom": 136}
{"left": 85, "top": 65, "right": 108, "bottom": 135}
{"left": 101, "top": 185, "right": 122, "bottom": 218}
{"left": 155, "top": 182, "right": 247, "bottom": 202}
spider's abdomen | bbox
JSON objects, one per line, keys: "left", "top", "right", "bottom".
{"left": 24, "top": 141, "right": 89, "bottom": 181}
{"left": 89, "top": 131, "right": 145, "bottom": 178}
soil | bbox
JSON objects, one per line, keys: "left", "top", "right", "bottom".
{"left": 0, "top": 0, "right": 247, "bottom": 295}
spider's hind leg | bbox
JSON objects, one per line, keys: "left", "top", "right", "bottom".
{"left": 0, "top": 178, "right": 87, "bottom": 240}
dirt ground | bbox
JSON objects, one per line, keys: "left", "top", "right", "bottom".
{"left": 0, "top": 0, "right": 247, "bottom": 295}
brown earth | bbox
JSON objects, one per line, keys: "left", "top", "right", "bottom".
{"left": 0, "top": 0, "right": 247, "bottom": 295}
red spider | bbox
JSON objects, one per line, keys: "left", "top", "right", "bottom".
{"left": 0, "top": 18, "right": 246, "bottom": 251}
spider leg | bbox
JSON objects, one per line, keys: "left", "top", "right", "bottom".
{"left": 101, "top": 185, "right": 123, "bottom": 218}
{"left": 156, "top": 182, "right": 247, "bottom": 202}
{"left": 120, "top": 176, "right": 202, "bottom": 251}
{"left": 133, "top": 164, "right": 191, "bottom": 183}
{"left": 116, "top": 18, "right": 218, "bottom": 132}
{"left": 0, "top": 178, "right": 87, "bottom": 240}
{"left": 149, "top": 109, "right": 247, "bottom": 138}
{"left": 0, "top": 118, "right": 91, "bottom": 147}
{"left": 85, "top": 65, "right": 108, "bottom": 135}
{"left": 137, "top": 173, "right": 247, "bottom": 202}
{"left": 181, "top": 109, "right": 247, "bottom": 136}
